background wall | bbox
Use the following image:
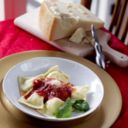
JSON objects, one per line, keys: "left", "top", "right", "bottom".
{"left": 0, "top": 0, "right": 4, "bottom": 20}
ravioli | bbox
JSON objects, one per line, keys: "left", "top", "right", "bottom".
{"left": 46, "top": 70, "right": 69, "bottom": 83}
{"left": 71, "top": 86, "right": 89, "bottom": 100}
{"left": 18, "top": 76, "right": 35, "bottom": 92}
{"left": 18, "top": 65, "right": 69, "bottom": 92}
{"left": 44, "top": 65, "right": 59, "bottom": 76}
{"left": 45, "top": 97, "right": 64, "bottom": 115}
{"left": 19, "top": 92, "right": 44, "bottom": 109}
{"left": 44, "top": 65, "right": 69, "bottom": 83}
{"left": 18, "top": 65, "right": 89, "bottom": 118}
{"left": 18, "top": 74, "right": 45, "bottom": 92}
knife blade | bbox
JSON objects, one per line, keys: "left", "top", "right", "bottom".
{"left": 91, "top": 24, "right": 106, "bottom": 69}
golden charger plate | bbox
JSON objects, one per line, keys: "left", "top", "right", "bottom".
{"left": 0, "top": 50, "right": 122, "bottom": 128}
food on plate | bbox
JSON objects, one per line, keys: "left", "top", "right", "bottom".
{"left": 71, "top": 85, "right": 89, "bottom": 100}
{"left": 18, "top": 65, "right": 69, "bottom": 92}
{"left": 19, "top": 92, "right": 44, "bottom": 109}
{"left": 45, "top": 97, "right": 64, "bottom": 116}
{"left": 18, "top": 65, "right": 90, "bottom": 118}
{"left": 39, "top": 0, "right": 104, "bottom": 41}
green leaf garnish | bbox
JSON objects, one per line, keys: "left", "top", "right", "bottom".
{"left": 55, "top": 99, "right": 73, "bottom": 118}
{"left": 55, "top": 99, "right": 90, "bottom": 118}
{"left": 72, "top": 99, "right": 90, "bottom": 112}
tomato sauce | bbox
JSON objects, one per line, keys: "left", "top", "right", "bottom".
{"left": 24, "top": 78, "right": 73, "bottom": 102}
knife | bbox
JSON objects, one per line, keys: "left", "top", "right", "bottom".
{"left": 91, "top": 25, "right": 106, "bottom": 69}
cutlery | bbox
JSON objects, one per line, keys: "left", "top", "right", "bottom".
{"left": 91, "top": 25, "right": 106, "bottom": 69}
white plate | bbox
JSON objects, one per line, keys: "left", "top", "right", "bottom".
{"left": 2, "top": 57, "right": 104, "bottom": 121}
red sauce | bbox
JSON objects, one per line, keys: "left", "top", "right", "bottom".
{"left": 24, "top": 78, "right": 73, "bottom": 102}
{"left": 24, "top": 79, "right": 44, "bottom": 99}
{"left": 24, "top": 90, "right": 34, "bottom": 99}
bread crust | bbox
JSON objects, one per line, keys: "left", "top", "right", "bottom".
{"left": 39, "top": 2, "right": 55, "bottom": 40}
{"left": 50, "top": 17, "right": 58, "bottom": 40}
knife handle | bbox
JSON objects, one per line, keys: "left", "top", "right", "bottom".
{"left": 102, "top": 43, "right": 128, "bottom": 67}
{"left": 96, "top": 30, "right": 128, "bottom": 67}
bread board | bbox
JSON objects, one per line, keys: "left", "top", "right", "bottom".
{"left": 14, "top": 8, "right": 107, "bottom": 57}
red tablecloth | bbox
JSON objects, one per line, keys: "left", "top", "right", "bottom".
{"left": 0, "top": 20, "right": 128, "bottom": 128}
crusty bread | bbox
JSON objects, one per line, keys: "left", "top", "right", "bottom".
{"left": 39, "top": 0, "right": 104, "bottom": 41}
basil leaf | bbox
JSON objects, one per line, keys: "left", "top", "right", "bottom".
{"left": 55, "top": 99, "right": 73, "bottom": 118}
{"left": 72, "top": 100, "right": 90, "bottom": 112}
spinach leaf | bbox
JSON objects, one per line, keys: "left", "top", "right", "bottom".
{"left": 72, "top": 100, "right": 90, "bottom": 112}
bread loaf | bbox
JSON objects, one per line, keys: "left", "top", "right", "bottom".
{"left": 39, "top": 0, "right": 104, "bottom": 41}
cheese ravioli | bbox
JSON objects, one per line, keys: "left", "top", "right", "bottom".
{"left": 19, "top": 92, "right": 44, "bottom": 109}
{"left": 45, "top": 97, "right": 64, "bottom": 115}
{"left": 71, "top": 85, "right": 89, "bottom": 100}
